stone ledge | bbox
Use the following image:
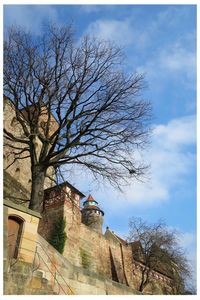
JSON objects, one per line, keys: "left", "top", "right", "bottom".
{"left": 4, "top": 199, "right": 41, "bottom": 219}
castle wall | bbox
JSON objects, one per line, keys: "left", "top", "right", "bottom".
{"left": 36, "top": 234, "right": 141, "bottom": 295}
{"left": 38, "top": 190, "right": 173, "bottom": 294}
{"left": 4, "top": 100, "right": 33, "bottom": 191}
{"left": 76, "top": 225, "right": 142, "bottom": 289}
{"left": 3, "top": 200, "right": 141, "bottom": 295}
{"left": 4, "top": 199, "right": 41, "bottom": 264}
{"left": 4, "top": 99, "right": 54, "bottom": 191}
{"left": 4, "top": 186, "right": 173, "bottom": 295}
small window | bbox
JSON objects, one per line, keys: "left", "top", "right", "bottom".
{"left": 11, "top": 117, "right": 17, "bottom": 127}
{"left": 15, "top": 168, "right": 20, "bottom": 179}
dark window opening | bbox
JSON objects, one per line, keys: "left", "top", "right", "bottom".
{"left": 11, "top": 117, "right": 17, "bottom": 127}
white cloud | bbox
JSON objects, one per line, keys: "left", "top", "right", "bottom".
{"left": 132, "top": 8, "right": 196, "bottom": 92}
{"left": 158, "top": 44, "right": 196, "bottom": 77}
{"left": 79, "top": 5, "right": 101, "bottom": 14}
{"left": 98, "top": 115, "right": 196, "bottom": 210}
{"left": 137, "top": 40, "right": 196, "bottom": 92}
{"left": 121, "top": 115, "right": 196, "bottom": 207}
{"left": 84, "top": 9, "right": 196, "bottom": 96}
{"left": 85, "top": 18, "right": 134, "bottom": 46}
{"left": 70, "top": 114, "right": 196, "bottom": 212}
{"left": 181, "top": 231, "right": 196, "bottom": 250}
{"left": 154, "top": 115, "right": 196, "bottom": 149}
{"left": 4, "top": 5, "right": 59, "bottom": 35}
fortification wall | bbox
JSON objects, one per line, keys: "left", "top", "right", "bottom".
{"left": 36, "top": 233, "right": 141, "bottom": 295}
{"left": 3, "top": 200, "right": 141, "bottom": 295}
{"left": 4, "top": 100, "right": 33, "bottom": 191}
{"left": 4, "top": 99, "right": 54, "bottom": 191}
{"left": 4, "top": 186, "right": 173, "bottom": 295}
{"left": 38, "top": 193, "right": 173, "bottom": 294}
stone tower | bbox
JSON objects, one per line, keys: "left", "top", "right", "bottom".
{"left": 81, "top": 195, "right": 104, "bottom": 234}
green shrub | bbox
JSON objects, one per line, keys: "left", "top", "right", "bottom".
{"left": 80, "top": 248, "right": 90, "bottom": 269}
{"left": 48, "top": 216, "right": 67, "bottom": 254}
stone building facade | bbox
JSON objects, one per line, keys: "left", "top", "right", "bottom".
{"left": 37, "top": 183, "right": 173, "bottom": 294}
{"left": 3, "top": 97, "right": 174, "bottom": 295}
{"left": 3, "top": 97, "right": 55, "bottom": 196}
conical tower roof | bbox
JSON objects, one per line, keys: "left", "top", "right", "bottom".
{"left": 83, "top": 194, "right": 98, "bottom": 206}
{"left": 82, "top": 194, "right": 104, "bottom": 216}
{"left": 87, "top": 194, "right": 95, "bottom": 201}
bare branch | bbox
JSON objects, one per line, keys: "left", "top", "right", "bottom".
{"left": 4, "top": 23, "right": 151, "bottom": 212}
{"left": 128, "top": 217, "right": 191, "bottom": 294}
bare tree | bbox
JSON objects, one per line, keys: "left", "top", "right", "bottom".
{"left": 128, "top": 217, "right": 191, "bottom": 294}
{"left": 4, "top": 23, "right": 151, "bottom": 213}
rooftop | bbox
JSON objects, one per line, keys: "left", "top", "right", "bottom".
{"left": 83, "top": 194, "right": 98, "bottom": 205}
{"left": 44, "top": 181, "right": 85, "bottom": 198}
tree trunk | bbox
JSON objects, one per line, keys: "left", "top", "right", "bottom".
{"left": 139, "top": 271, "right": 145, "bottom": 292}
{"left": 29, "top": 165, "right": 46, "bottom": 213}
{"left": 139, "top": 269, "right": 148, "bottom": 292}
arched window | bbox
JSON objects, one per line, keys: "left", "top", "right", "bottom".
{"left": 11, "top": 117, "right": 17, "bottom": 127}
{"left": 7, "top": 215, "right": 24, "bottom": 259}
{"left": 15, "top": 168, "right": 20, "bottom": 180}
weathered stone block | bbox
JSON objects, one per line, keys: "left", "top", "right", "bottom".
{"left": 28, "top": 276, "right": 42, "bottom": 289}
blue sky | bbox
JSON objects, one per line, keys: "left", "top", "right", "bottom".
{"left": 3, "top": 4, "right": 197, "bottom": 287}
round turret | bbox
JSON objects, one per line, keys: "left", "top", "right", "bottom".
{"left": 81, "top": 195, "right": 104, "bottom": 234}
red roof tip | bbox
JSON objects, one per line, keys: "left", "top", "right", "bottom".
{"left": 87, "top": 194, "right": 95, "bottom": 201}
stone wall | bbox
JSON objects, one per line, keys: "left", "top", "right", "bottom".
{"left": 82, "top": 208, "right": 104, "bottom": 233}
{"left": 4, "top": 170, "right": 30, "bottom": 205}
{"left": 3, "top": 200, "right": 141, "bottom": 295}
{"left": 4, "top": 98, "right": 54, "bottom": 191}
{"left": 4, "top": 199, "right": 41, "bottom": 264}
{"left": 4, "top": 99, "right": 33, "bottom": 191}
{"left": 4, "top": 241, "right": 141, "bottom": 295}
{"left": 4, "top": 196, "right": 173, "bottom": 295}
{"left": 4, "top": 261, "right": 56, "bottom": 295}
{"left": 36, "top": 234, "right": 142, "bottom": 295}
{"left": 38, "top": 194, "right": 173, "bottom": 294}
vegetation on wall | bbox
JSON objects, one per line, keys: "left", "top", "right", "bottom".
{"left": 48, "top": 216, "right": 67, "bottom": 254}
{"left": 80, "top": 248, "right": 90, "bottom": 269}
